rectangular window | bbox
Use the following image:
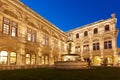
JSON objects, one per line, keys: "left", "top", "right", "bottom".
{"left": 2, "top": 17, "right": 18, "bottom": 37}
{"left": 83, "top": 45, "right": 89, "bottom": 51}
{"left": 11, "top": 21, "right": 18, "bottom": 37}
{"left": 42, "top": 35, "right": 49, "bottom": 46}
{"left": 10, "top": 52, "right": 16, "bottom": 65}
{"left": 31, "top": 54, "right": 36, "bottom": 65}
{"left": 27, "top": 28, "right": 36, "bottom": 42}
{"left": 75, "top": 46, "right": 80, "bottom": 52}
{"left": 93, "top": 43, "right": 99, "bottom": 50}
{"left": 104, "top": 41, "right": 112, "bottom": 49}
{"left": 26, "top": 54, "right": 31, "bottom": 65}
{"left": 3, "top": 18, "right": 10, "bottom": 34}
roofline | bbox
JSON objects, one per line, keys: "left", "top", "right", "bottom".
{"left": 66, "top": 17, "right": 116, "bottom": 33}
{"left": 11, "top": 0, "right": 66, "bottom": 36}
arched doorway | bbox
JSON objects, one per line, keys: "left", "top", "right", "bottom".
{"left": 93, "top": 56, "right": 101, "bottom": 66}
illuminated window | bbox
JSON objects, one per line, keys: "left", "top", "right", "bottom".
{"left": 104, "top": 41, "right": 112, "bottom": 49}
{"left": 2, "top": 17, "right": 18, "bottom": 36}
{"left": 94, "top": 28, "right": 98, "bottom": 34}
{"left": 26, "top": 54, "right": 36, "bottom": 65}
{"left": 0, "top": 51, "right": 8, "bottom": 64}
{"left": 93, "top": 43, "right": 100, "bottom": 50}
{"left": 31, "top": 54, "right": 36, "bottom": 64}
{"left": 105, "top": 25, "right": 110, "bottom": 31}
{"left": 27, "top": 28, "right": 36, "bottom": 42}
{"left": 26, "top": 54, "right": 31, "bottom": 64}
{"left": 3, "top": 18, "right": 10, "bottom": 34}
{"left": 84, "top": 31, "right": 88, "bottom": 37}
{"left": 10, "top": 52, "right": 16, "bottom": 65}
{"left": 44, "top": 56, "right": 49, "bottom": 64}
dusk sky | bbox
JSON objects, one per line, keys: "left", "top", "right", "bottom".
{"left": 21, "top": 0, "right": 120, "bottom": 48}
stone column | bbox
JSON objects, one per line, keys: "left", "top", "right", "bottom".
{"left": 89, "top": 37, "right": 93, "bottom": 60}
{"left": 112, "top": 35, "right": 118, "bottom": 66}
{"left": 80, "top": 41, "right": 84, "bottom": 61}
{"left": 7, "top": 51, "right": 10, "bottom": 66}
{"left": 17, "top": 47, "right": 25, "bottom": 66}
{"left": 35, "top": 47, "right": 41, "bottom": 65}
{"left": 100, "top": 36, "right": 104, "bottom": 62}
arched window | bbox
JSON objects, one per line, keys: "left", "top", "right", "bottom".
{"left": 0, "top": 51, "right": 8, "bottom": 64}
{"left": 84, "top": 31, "right": 88, "bottom": 37}
{"left": 31, "top": 54, "right": 36, "bottom": 65}
{"left": 26, "top": 54, "right": 31, "bottom": 64}
{"left": 10, "top": 52, "right": 16, "bottom": 65}
{"left": 94, "top": 28, "right": 98, "bottom": 34}
{"left": 76, "top": 33, "right": 79, "bottom": 39}
{"left": 105, "top": 25, "right": 110, "bottom": 31}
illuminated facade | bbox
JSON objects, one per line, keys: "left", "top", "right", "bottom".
{"left": 0, "top": 0, "right": 67, "bottom": 69}
{"left": 66, "top": 14, "right": 119, "bottom": 66}
{"left": 0, "top": 0, "right": 119, "bottom": 69}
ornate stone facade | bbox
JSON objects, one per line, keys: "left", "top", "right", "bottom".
{"left": 0, "top": 0, "right": 67, "bottom": 68}
{"left": 0, "top": 0, "right": 119, "bottom": 69}
{"left": 66, "top": 14, "right": 119, "bottom": 66}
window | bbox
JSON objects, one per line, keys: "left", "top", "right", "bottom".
{"left": 10, "top": 52, "right": 16, "bottom": 65}
{"left": 76, "top": 33, "right": 79, "bottom": 39}
{"left": 26, "top": 54, "right": 36, "bottom": 65}
{"left": 31, "top": 54, "right": 36, "bottom": 65}
{"left": 75, "top": 46, "right": 80, "bottom": 52}
{"left": 0, "top": 51, "right": 8, "bottom": 64}
{"left": 104, "top": 41, "right": 112, "bottom": 49}
{"left": 93, "top": 43, "right": 99, "bottom": 50}
{"left": 83, "top": 45, "right": 89, "bottom": 51}
{"left": 27, "top": 28, "right": 36, "bottom": 42}
{"left": 3, "top": 18, "right": 10, "bottom": 34}
{"left": 26, "top": 54, "right": 31, "bottom": 64}
{"left": 84, "top": 31, "right": 88, "bottom": 37}
{"left": 2, "top": 17, "right": 18, "bottom": 36}
{"left": 11, "top": 21, "right": 18, "bottom": 37}
{"left": 42, "top": 35, "right": 49, "bottom": 46}
{"left": 105, "top": 25, "right": 110, "bottom": 31}
{"left": 94, "top": 28, "right": 98, "bottom": 34}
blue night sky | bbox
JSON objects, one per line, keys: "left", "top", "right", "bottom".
{"left": 21, "top": 0, "right": 120, "bottom": 48}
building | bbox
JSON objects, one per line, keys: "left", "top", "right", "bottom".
{"left": 0, "top": 0, "right": 119, "bottom": 69}
{"left": 66, "top": 14, "right": 119, "bottom": 66}
{"left": 0, "top": 0, "right": 67, "bottom": 69}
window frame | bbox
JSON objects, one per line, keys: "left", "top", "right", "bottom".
{"left": 2, "top": 17, "right": 10, "bottom": 35}
{"left": 94, "top": 28, "right": 98, "bottom": 34}
{"left": 84, "top": 31, "right": 88, "bottom": 37}
{"left": 105, "top": 25, "right": 110, "bottom": 31}
{"left": 76, "top": 33, "right": 79, "bottom": 39}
